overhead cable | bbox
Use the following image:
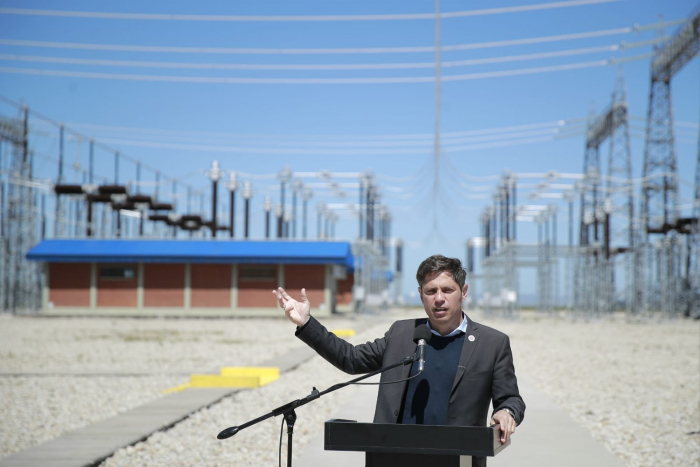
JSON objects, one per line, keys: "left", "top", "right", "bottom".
{"left": 0, "top": 1, "right": 624, "bottom": 22}
{"left": 0, "top": 94, "right": 204, "bottom": 193}
{"left": 0, "top": 59, "right": 613, "bottom": 84}
{"left": 58, "top": 125, "right": 582, "bottom": 149}
{"left": 64, "top": 127, "right": 584, "bottom": 155}
{"left": 0, "top": 46, "right": 622, "bottom": 71}
{"left": 0, "top": 19, "right": 682, "bottom": 55}
{"left": 30, "top": 117, "right": 586, "bottom": 141}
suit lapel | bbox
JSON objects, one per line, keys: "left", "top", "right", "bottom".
{"left": 451, "top": 314, "right": 479, "bottom": 395}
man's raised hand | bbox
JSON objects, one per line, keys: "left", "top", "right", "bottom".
{"left": 273, "top": 287, "right": 310, "bottom": 327}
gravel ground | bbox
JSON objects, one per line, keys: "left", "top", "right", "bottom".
{"left": 0, "top": 315, "right": 328, "bottom": 373}
{"left": 1, "top": 311, "right": 698, "bottom": 466}
{"left": 479, "top": 312, "right": 700, "bottom": 467}
{"left": 0, "top": 375, "right": 184, "bottom": 458}
{"left": 0, "top": 313, "right": 365, "bottom": 459}
{"left": 102, "top": 318, "right": 396, "bottom": 467}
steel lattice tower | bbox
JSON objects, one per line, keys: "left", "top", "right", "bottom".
{"left": 581, "top": 103, "right": 602, "bottom": 247}
{"left": 690, "top": 129, "right": 700, "bottom": 318}
{"left": 640, "top": 8, "right": 699, "bottom": 316}
{"left": 641, "top": 79, "right": 678, "bottom": 236}
{"left": 606, "top": 71, "right": 636, "bottom": 314}
{"left": 0, "top": 107, "right": 40, "bottom": 312}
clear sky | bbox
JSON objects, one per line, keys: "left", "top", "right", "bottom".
{"left": 1, "top": 0, "right": 698, "bottom": 303}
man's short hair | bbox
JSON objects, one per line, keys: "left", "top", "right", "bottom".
{"left": 416, "top": 255, "right": 467, "bottom": 290}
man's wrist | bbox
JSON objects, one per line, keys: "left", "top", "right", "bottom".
{"left": 295, "top": 315, "right": 312, "bottom": 333}
{"left": 500, "top": 408, "right": 516, "bottom": 423}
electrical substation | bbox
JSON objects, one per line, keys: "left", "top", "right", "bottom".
{"left": 0, "top": 5, "right": 698, "bottom": 320}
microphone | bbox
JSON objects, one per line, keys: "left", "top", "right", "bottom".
{"left": 217, "top": 426, "right": 240, "bottom": 439}
{"left": 412, "top": 325, "right": 432, "bottom": 373}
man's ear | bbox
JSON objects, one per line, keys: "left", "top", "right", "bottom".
{"left": 462, "top": 284, "right": 469, "bottom": 301}
{"left": 418, "top": 287, "right": 423, "bottom": 302}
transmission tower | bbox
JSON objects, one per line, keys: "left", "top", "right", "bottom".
{"left": 690, "top": 128, "right": 700, "bottom": 318}
{"left": 641, "top": 7, "right": 699, "bottom": 317}
{"left": 605, "top": 70, "right": 636, "bottom": 315}
{"left": 0, "top": 107, "right": 40, "bottom": 312}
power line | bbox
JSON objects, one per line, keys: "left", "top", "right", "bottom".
{"left": 0, "top": 20, "right": 682, "bottom": 55}
{"left": 0, "top": 1, "right": 623, "bottom": 22}
{"left": 79, "top": 125, "right": 583, "bottom": 150}
{"left": 53, "top": 127, "right": 577, "bottom": 149}
{"left": 0, "top": 94, "right": 205, "bottom": 193}
{"left": 30, "top": 117, "right": 588, "bottom": 141}
{"left": 63, "top": 129, "right": 584, "bottom": 156}
{"left": 0, "top": 59, "right": 615, "bottom": 84}
{"left": 0, "top": 45, "right": 621, "bottom": 71}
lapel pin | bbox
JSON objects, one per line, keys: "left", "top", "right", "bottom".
{"left": 468, "top": 335, "right": 475, "bottom": 342}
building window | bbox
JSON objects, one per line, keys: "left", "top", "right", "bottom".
{"left": 239, "top": 265, "right": 276, "bottom": 281}
{"left": 100, "top": 266, "right": 135, "bottom": 280}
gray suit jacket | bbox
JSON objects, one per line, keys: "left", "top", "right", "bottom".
{"left": 296, "top": 314, "right": 525, "bottom": 427}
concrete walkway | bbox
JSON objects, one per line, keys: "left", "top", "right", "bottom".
{"left": 0, "top": 346, "right": 318, "bottom": 467}
{"left": 297, "top": 377, "right": 625, "bottom": 467}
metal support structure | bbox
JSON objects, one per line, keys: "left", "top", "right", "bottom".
{"left": 640, "top": 7, "right": 699, "bottom": 318}
{"left": 242, "top": 181, "right": 252, "bottom": 239}
{"left": 206, "top": 161, "right": 224, "bottom": 238}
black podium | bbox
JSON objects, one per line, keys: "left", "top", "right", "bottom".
{"left": 324, "top": 419, "right": 509, "bottom": 467}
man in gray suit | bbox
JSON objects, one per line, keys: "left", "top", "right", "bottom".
{"left": 273, "top": 254, "right": 524, "bottom": 466}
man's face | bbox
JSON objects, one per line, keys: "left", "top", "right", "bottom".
{"left": 419, "top": 271, "right": 468, "bottom": 335}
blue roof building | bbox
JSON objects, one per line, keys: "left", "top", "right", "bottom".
{"left": 26, "top": 239, "right": 355, "bottom": 316}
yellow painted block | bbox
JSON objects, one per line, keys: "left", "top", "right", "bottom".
{"left": 331, "top": 329, "right": 355, "bottom": 338}
{"left": 220, "top": 367, "right": 279, "bottom": 377}
{"left": 190, "top": 374, "right": 263, "bottom": 388}
{"left": 220, "top": 367, "right": 279, "bottom": 386}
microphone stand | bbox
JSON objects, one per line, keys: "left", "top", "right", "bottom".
{"left": 217, "top": 354, "right": 416, "bottom": 467}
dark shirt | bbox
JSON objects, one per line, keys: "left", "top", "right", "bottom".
{"left": 399, "top": 332, "right": 465, "bottom": 425}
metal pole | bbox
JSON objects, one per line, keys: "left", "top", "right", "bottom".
{"left": 212, "top": 180, "right": 218, "bottom": 237}
{"left": 513, "top": 181, "right": 517, "bottom": 241}
{"left": 58, "top": 124, "right": 64, "bottom": 183}
{"left": 230, "top": 190, "right": 235, "bottom": 238}
{"left": 277, "top": 206, "right": 283, "bottom": 238}
{"left": 359, "top": 177, "right": 364, "bottom": 239}
{"left": 155, "top": 171, "right": 160, "bottom": 201}
{"left": 114, "top": 151, "right": 119, "bottom": 185}
{"left": 89, "top": 139, "right": 94, "bottom": 185}
{"left": 302, "top": 198, "right": 308, "bottom": 239}
{"left": 242, "top": 181, "right": 252, "bottom": 239}
{"left": 505, "top": 183, "right": 510, "bottom": 242}
{"left": 41, "top": 193, "right": 46, "bottom": 239}
{"left": 244, "top": 198, "right": 250, "bottom": 238}
{"left": 366, "top": 183, "right": 372, "bottom": 240}
{"left": 86, "top": 197, "right": 92, "bottom": 237}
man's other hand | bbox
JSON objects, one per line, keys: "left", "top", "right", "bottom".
{"left": 273, "top": 287, "right": 310, "bottom": 327}
{"left": 490, "top": 409, "right": 516, "bottom": 444}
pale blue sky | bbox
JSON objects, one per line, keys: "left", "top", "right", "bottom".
{"left": 1, "top": 0, "right": 698, "bottom": 302}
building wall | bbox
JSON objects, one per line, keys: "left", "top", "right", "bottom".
{"left": 191, "top": 264, "right": 231, "bottom": 307}
{"left": 49, "top": 263, "right": 91, "bottom": 307}
{"left": 45, "top": 260, "right": 343, "bottom": 314}
{"left": 97, "top": 264, "right": 138, "bottom": 307}
{"left": 285, "top": 264, "right": 326, "bottom": 308}
{"left": 237, "top": 264, "right": 278, "bottom": 308}
{"left": 144, "top": 263, "right": 185, "bottom": 307}
{"left": 337, "top": 274, "right": 354, "bottom": 306}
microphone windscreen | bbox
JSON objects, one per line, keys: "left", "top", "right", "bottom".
{"left": 413, "top": 324, "right": 432, "bottom": 344}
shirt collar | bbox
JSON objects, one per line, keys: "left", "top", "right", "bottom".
{"left": 427, "top": 312, "right": 467, "bottom": 337}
